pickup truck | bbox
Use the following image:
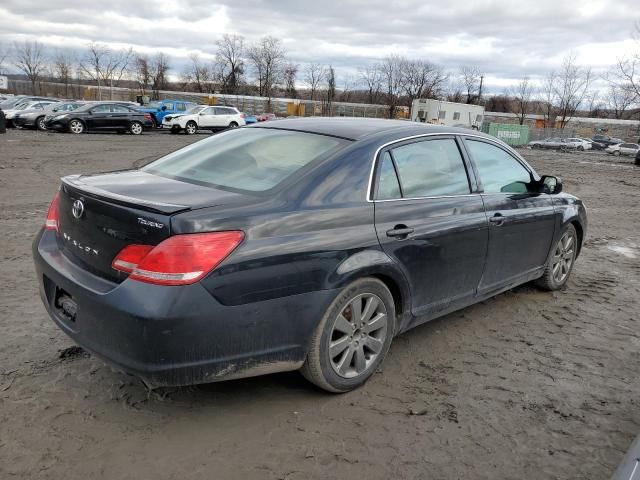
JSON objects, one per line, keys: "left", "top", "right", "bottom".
{"left": 138, "top": 99, "right": 196, "bottom": 128}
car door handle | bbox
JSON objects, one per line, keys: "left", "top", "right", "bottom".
{"left": 386, "top": 226, "right": 414, "bottom": 238}
{"left": 489, "top": 214, "right": 506, "bottom": 226}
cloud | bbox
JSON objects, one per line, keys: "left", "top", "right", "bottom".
{"left": 1, "top": 0, "right": 639, "bottom": 92}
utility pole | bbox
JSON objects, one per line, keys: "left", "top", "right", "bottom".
{"left": 478, "top": 75, "right": 484, "bottom": 105}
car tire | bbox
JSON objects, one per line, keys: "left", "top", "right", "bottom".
{"left": 129, "top": 121, "right": 143, "bottom": 135}
{"left": 36, "top": 116, "right": 46, "bottom": 131}
{"left": 300, "top": 277, "right": 395, "bottom": 393}
{"left": 577, "top": 145, "right": 584, "bottom": 151}
{"left": 68, "top": 119, "right": 84, "bottom": 134}
{"left": 613, "top": 150, "right": 621, "bottom": 156}
{"left": 228, "top": 121, "right": 239, "bottom": 129}
{"left": 185, "top": 121, "right": 198, "bottom": 135}
{"left": 535, "top": 224, "right": 578, "bottom": 291}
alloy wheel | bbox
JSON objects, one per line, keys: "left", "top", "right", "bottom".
{"left": 69, "top": 120, "right": 83, "bottom": 134}
{"left": 186, "top": 122, "right": 197, "bottom": 135}
{"left": 328, "top": 293, "right": 388, "bottom": 379}
{"left": 37, "top": 117, "right": 46, "bottom": 130}
{"left": 551, "top": 230, "right": 576, "bottom": 284}
{"left": 130, "top": 122, "right": 143, "bottom": 135}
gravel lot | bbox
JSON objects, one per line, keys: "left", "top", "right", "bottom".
{"left": 1, "top": 128, "right": 639, "bottom": 480}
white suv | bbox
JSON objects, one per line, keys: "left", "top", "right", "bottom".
{"left": 162, "top": 105, "right": 246, "bottom": 134}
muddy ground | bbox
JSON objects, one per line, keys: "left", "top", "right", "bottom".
{"left": 0, "top": 128, "right": 639, "bottom": 480}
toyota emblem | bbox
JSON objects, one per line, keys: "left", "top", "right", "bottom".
{"left": 72, "top": 199, "right": 85, "bottom": 219}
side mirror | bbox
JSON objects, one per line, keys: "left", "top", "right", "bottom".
{"left": 541, "top": 175, "right": 562, "bottom": 194}
{"left": 161, "top": 105, "right": 167, "bottom": 111}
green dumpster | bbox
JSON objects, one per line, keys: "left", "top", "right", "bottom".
{"left": 486, "top": 123, "right": 529, "bottom": 146}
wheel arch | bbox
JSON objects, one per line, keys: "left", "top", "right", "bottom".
{"left": 331, "top": 249, "right": 412, "bottom": 333}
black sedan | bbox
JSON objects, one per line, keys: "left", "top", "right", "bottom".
{"left": 44, "top": 102, "right": 151, "bottom": 134}
{"left": 32, "top": 118, "right": 587, "bottom": 392}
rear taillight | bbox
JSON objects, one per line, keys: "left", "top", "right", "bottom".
{"left": 45, "top": 191, "right": 60, "bottom": 232}
{"left": 111, "top": 231, "right": 244, "bottom": 286}
{"left": 144, "top": 113, "right": 152, "bottom": 120}
{"left": 240, "top": 113, "right": 245, "bottom": 118}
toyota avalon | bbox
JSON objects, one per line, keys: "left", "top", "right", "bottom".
{"left": 33, "top": 118, "right": 587, "bottom": 392}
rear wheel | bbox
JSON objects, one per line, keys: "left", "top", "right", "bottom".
{"left": 129, "top": 121, "right": 143, "bottom": 135}
{"left": 613, "top": 150, "right": 621, "bottom": 156}
{"left": 228, "top": 121, "right": 239, "bottom": 129}
{"left": 535, "top": 224, "right": 577, "bottom": 291}
{"left": 301, "top": 278, "right": 395, "bottom": 392}
{"left": 68, "top": 119, "right": 84, "bottom": 134}
{"left": 185, "top": 121, "right": 198, "bottom": 135}
{"left": 36, "top": 116, "right": 46, "bottom": 131}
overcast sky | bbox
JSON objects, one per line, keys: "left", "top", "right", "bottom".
{"left": 1, "top": 0, "right": 640, "bottom": 91}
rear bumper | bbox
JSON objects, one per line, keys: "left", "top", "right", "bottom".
{"left": 33, "top": 229, "right": 337, "bottom": 387}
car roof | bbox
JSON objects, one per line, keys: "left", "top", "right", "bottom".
{"left": 249, "top": 117, "right": 489, "bottom": 141}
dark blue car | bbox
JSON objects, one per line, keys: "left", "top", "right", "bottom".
{"left": 138, "top": 99, "right": 196, "bottom": 127}
{"left": 33, "top": 118, "right": 586, "bottom": 392}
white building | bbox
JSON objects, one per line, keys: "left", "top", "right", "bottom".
{"left": 410, "top": 99, "right": 485, "bottom": 129}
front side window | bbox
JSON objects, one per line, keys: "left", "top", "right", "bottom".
{"left": 465, "top": 140, "right": 532, "bottom": 194}
{"left": 387, "top": 138, "right": 470, "bottom": 198}
{"left": 163, "top": 103, "right": 174, "bottom": 110}
{"left": 90, "top": 104, "right": 110, "bottom": 113}
{"left": 143, "top": 128, "right": 348, "bottom": 192}
{"left": 200, "top": 107, "right": 215, "bottom": 115}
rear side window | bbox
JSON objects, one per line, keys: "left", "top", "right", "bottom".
{"left": 376, "top": 152, "right": 401, "bottom": 200}
{"left": 143, "top": 128, "right": 348, "bottom": 192}
{"left": 465, "top": 140, "right": 532, "bottom": 194}
{"left": 111, "top": 105, "right": 131, "bottom": 113}
{"left": 91, "top": 104, "right": 110, "bottom": 113}
{"left": 387, "top": 138, "right": 470, "bottom": 198}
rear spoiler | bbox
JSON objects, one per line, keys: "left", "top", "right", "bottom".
{"left": 61, "top": 175, "right": 189, "bottom": 215}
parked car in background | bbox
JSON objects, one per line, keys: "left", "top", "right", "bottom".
{"left": 33, "top": 119, "right": 586, "bottom": 392}
{"left": 566, "top": 138, "right": 591, "bottom": 151}
{"left": 162, "top": 105, "right": 245, "bottom": 134}
{"left": 243, "top": 112, "right": 258, "bottom": 124}
{"left": 528, "top": 137, "right": 576, "bottom": 150}
{"left": 581, "top": 138, "right": 606, "bottom": 150}
{"left": 138, "top": 99, "right": 196, "bottom": 128}
{"left": 605, "top": 143, "right": 640, "bottom": 157}
{"left": 44, "top": 102, "right": 150, "bottom": 135}
{"left": 635, "top": 148, "right": 640, "bottom": 165}
{"left": 0, "top": 95, "right": 57, "bottom": 110}
{"left": 4, "top": 100, "right": 57, "bottom": 127}
{"left": 256, "top": 112, "right": 277, "bottom": 122}
{"left": 14, "top": 101, "right": 85, "bottom": 130}
{"left": 592, "top": 134, "right": 623, "bottom": 147}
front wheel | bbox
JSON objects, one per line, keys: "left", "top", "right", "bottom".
{"left": 301, "top": 278, "right": 395, "bottom": 392}
{"left": 577, "top": 145, "right": 584, "bottom": 151}
{"left": 36, "top": 116, "right": 46, "bottom": 131}
{"left": 185, "top": 121, "right": 198, "bottom": 135}
{"left": 129, "top": 121, "right": 143, "bottom": 135}
{"left": 535, "top": 224, "right": 577, "bottom": 291}
{"left": 613, "top": 150, "right": 621, "bottom": 156}
{"left": 68, "top": 119, "right": 84, "bottom": 134}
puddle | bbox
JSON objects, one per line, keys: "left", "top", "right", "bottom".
{"left": 606, "top": 245, "right": 638, "bottom": 259}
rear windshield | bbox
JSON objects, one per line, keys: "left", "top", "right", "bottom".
{"left": 143, "top": 128, "right": 348, "bottom": 192}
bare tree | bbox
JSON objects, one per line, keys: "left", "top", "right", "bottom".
{"left": 182, "top": 53, "right": 214, "bottom": 93}
{"left": 52, "top": 50, "right": 75, "bottom": 97}
{"left": 378, "top": 54, "right": 406, "bottom": 118}
{"left": 248, "top": 36, "right": 286, "bottom": 101}
{"left": 510, "top": 76, "right": 534, "bottom": 125}
{"left": 0, "top": 42, "right": 9, "bottom": 76}
{"left": 605, "top": 83, "right": 636, "bottom": 119}
{"left": 100, "top": 47, "right": 133, "bottom": 99}
{"left": 149, "top": 53, "right": 170, "bottom": 99}
{"left": 553, "top": 53, "right": 592, "bottom": 127}
{"left": 402, "top": 59, "right": 447, "bottom": 107}
{"left": 216, "top": 34, "right": 245, "bottom": 94}
{"left": 339, "top": 74, "right": 356, "bottom": 102}
{"left": 540, "top": 71, "right": 557, "bottom": 127}
{"left": 283, "top": 63, "right": 298, "bottom": 98}
{"left": 304, "top": 63, "right": 325, "bottom": 101}
{"left": 79, "top": 42, "right": 109, "bottom": 99}
{"left": 358, "top": 64, "right": 382, "bottom": 104}
{"left": 133, "top": 53, "right": 151, "bottom": 95}
{"left": 13, "top": 40, "right": 48, "bottom": 94}
{"left": 324, "top": 65, "right": 336, "bottom": 115}
{"left": 460, "top": 66, "right": 482, "bottom": 104}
